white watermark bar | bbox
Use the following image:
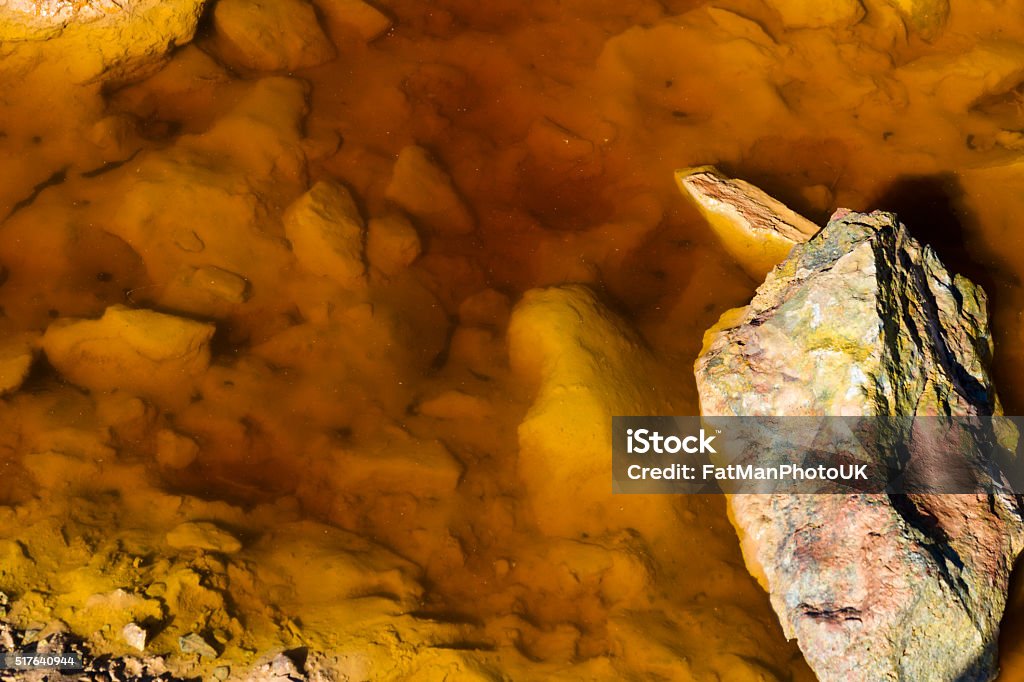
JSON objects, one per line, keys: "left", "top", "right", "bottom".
{"left": 0, "top": 652, "right": 84, "bottom": 671}
{"left": 612, "top": 416, "right": 1024, "bottom": 494}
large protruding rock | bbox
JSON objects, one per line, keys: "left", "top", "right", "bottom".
{"left": 695, "top": 210, "right": 1024, "bottom": 680}
{"left": 676, "top": 166, "right": 819, "bottom": 280}
{"left": 0, "top": 0, "right": 208, "bottom": 82}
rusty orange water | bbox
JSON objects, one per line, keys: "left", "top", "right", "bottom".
{"left": 2, "top": 0, "right": 1024, "bottom": 679}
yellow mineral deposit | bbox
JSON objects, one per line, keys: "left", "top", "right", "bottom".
{"left": 1, "top": 0, "right": 1024, "bottom": 679}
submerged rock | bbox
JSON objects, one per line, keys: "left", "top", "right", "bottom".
{"left": 675, "top": 165, "right": 818, "bottom": 280}
{"left": 767, "top": 0, "right": 866, "bottom": 29}
{"left": 283, "top": 181, "right": 368, "bottom": 290}
{"left": 313, "top": 0, "right": 392, "bottom": 42}
{"left": 166, "top": 521, "right": 242, "bottom": 554}
{"left": 886, "top": 0, "right": 950, "bottom": 39}
{"left": 385, "top": 145, "right": 475, "bottom": 235}
{"left": 509, "top": 285, "right": 677, "bottom": 536}
{"left": 0, "top": 333, "right": 36, "bottom": 396}
{"left": 155, "top": 429, "right": 201, "bottom": 470}
{"left": 212, "top": 0, "right": 335, "bottom": 72}
{"left": 695, "top": 210, "right": 1024, "bottom": 681}
{"left": 107, "top": 76, "right": 306, "bottom": 317}
{"left": 367, "top": 213, "right": 421, "bottom": 275}
{"left": 41, "top": 305, "right": 215, "bottom": 408}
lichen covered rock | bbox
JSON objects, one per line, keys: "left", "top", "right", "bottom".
{"left": 695, "top": 209, "right": 1024, "bottom": 681}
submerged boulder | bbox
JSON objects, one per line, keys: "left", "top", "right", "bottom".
{"left": 367, "top": 213, "right": 421, "bottom": 275}
{"left": 695, "top": 210, "right": 1024, "bottom": 680}
{"left": 106, "top": 76, "right": 306, "bottom": 318}
{"left": 42, "top": 305, "right": 215, "bottom": 408}
{"left": 212, "top": 0, "right": 335, "bottom": 72}
{"left": 509, "top": 285, "right": 677, "bottom": 536}
{"left": 283, "top": 180, "right": 368, "bottom": 290}
{"left": 313, "top": 0, "right": 392, "bottom": 42}
{"left": 385, "top": 146, "right": 475, "bottom": 235}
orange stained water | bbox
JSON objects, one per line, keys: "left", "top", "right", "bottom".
{"left": 3, "top": 0, "right": 1024, "bottom": 679}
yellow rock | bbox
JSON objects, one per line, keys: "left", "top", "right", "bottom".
{"left": 107, "top": 77, "right": 306, "bottom": 317}
{"left": 77, "top": 590, "right": 163, "bottom": 640}
{"left": 313, "top": 0, "right": 392, "bottom": 42}
{"left": 185, "top": 76, "right": 310, "bottom": 180}
{"left": 41, "top": 305, "right": 215, "bottom": 407}
{"left": 22, "top": 450, "right": 105, "bottom": 494}
{"left": 248, "top": 519, "right": 423, "bottom": 623}
{"left": 675, "top": 166, "right": 819, "bottom": 280}
{"left": 367, "top": 213, "right": 421, "bottom": 275}
{"left": 88, "top": 114, "right": 142, "bottom": 160}
{"left": 318, "top": 425, "right": 463, "bottom": 498}
{"left": 417, "top": 390, "right": 493, "bottom": 419}
{"left": 768, "top": 0, "right": 866, "bottom": 29}
{"left": 385, "top": 146, "right": 475, "bottom": 235}
{"left": 284, "top": 181, "right": 368, "bottom": 290}
{"left": 0, "top": 0, "right": 207, "bottom": 82}
{"left": 525, "top": 117, "right": 595, "bottom": 164}
{"left": 508, "top": 285, "right": 676, "bottom": 536}
{"left": 95, "top": 394, "right": 156, "bottom": 446}
{"left": 155, "top": 429, "right": 200, "bottom": 470}
{"left": 448, "top": 326, "right": 505, "bottom": 375}
{"left": 212, "top": 0, "right": 335, "bottom": 72}
{"left": 0, "top": 333, "right": 36, "bottom": 396}
{"left": 179, "top": 266, "right": 250, "bottom": 304}
{"left": 896, "top": 42, "right": 1024, "bottom": 112}
{"left": 162, "top": 265, "right": 251, "bottom": 315}
{"left": 886, "top": 0, "right": 949, "bottom": 39}
{"left": 458, "top": 289, "right": 511, "bottom": 328}
{"left": 166, "top": 521, "right": 242, "bottom": 554}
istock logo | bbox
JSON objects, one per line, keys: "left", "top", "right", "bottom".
{"left": 626, "top": 428, "right": 717, "bottom": 455}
